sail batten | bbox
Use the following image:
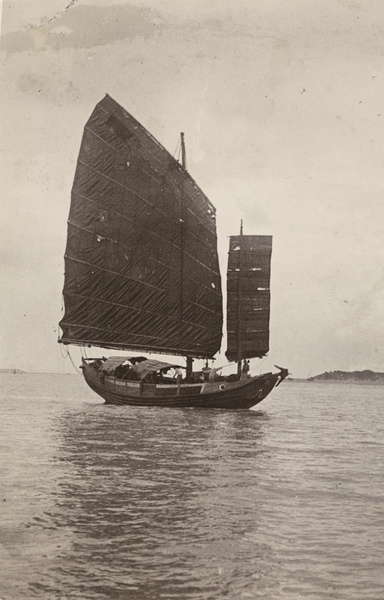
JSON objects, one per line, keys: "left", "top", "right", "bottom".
{"left": 75, "top": 152, "right": 217, "bottom": 235}
{"left": 94, "top": 97, "right": 217, "bottom": 223}
{"left": 59, "top": 95, "right": 222, "bottom": 357}
{"left": 226, "top": 235, "right": 272, "bottom": 362}
{"left": 61, "top": 290, "right": 222, "bottom": 332}
{"left": 60, "top": 336, "right": 211, "bottom": 358}
{"left": 65, "top": 222, "right": 222, "bottom": 284}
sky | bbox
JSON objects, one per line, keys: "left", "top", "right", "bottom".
{"left": 1, "top": 0, "right": 383, "bottom": 377}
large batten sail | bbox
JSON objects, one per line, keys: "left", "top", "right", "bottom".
{"left": 59, "top": 95, "right": 222, "bottom": 357}
{"left": 226, "top": 235, "right": 272, "bottom": 362}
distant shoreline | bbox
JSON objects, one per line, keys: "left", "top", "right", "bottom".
{"left": 303, "top": 370, "right": 384, "bottom": 384}
{"left": 0, "top": 370, "right": 77, "bottom": 375}
{"left": 287, "top": 377, "right": 384, "bottom": 385}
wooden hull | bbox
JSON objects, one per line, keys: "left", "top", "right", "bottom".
{"left": 82, "top": 361, "right": 285, "bottom": 409}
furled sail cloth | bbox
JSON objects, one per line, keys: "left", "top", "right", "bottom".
{"left": 226, "top": 235, "right": 272, "bottom": 362}
{"left": 59, "top": 95, "right": 222, "bottom": 357}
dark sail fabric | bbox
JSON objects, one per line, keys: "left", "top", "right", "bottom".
{"left": 226, "top": 235, "right": 272, "bottom": 362}
{"left": 59, "top": 95, "right": 222, "bottom": 357}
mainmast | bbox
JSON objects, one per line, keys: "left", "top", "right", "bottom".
{"left": 181, "top": 132, "right": 186, "bottom": 170}
{"left": 181, "top": 131, "right": 194, "bottom": 379}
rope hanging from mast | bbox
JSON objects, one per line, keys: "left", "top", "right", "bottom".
{"left": 60, "top": 344, "right": 82, "bottom": 375}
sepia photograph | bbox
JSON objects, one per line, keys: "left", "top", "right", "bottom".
{"left": 1, "top": 1, "right": 383, "bottom": 598}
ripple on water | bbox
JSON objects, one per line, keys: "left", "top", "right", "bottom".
{"left": 1, "top": 375, "right": 384, "bottom": 599}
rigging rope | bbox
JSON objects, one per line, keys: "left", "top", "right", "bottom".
{"left": 173, "top": 137, "right": 181, "bottom": 163}
{"left": 60, "top": 345, "right": 82, "bottom": 376}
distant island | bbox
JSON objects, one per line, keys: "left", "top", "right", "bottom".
{"left": 308, "top": 370, "right": 384, "bottom": 383}
{"left": 0, "top": 368, "right": 25, "bottom": 374}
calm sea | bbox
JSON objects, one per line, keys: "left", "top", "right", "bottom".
{"left": 1, "top": 374, "right": 383, "bottom": 600}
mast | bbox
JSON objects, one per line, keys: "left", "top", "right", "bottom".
{"left": 179, "top": 131, "right": 185, "bottom": 343}
{"left": 237, "top": 220, "right": 243, "bottom": 377}
{"left": 181, "top": 132, "right": 186, "bottom": 170}
{"left": 181, "top": 131, "right": 193, "bottom": 379}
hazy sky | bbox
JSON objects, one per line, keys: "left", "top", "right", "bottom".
{"left": 1, "top": 0, "right": 383, "bottom": 377}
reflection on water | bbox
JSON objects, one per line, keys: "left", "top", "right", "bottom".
{"left": 1, "top": 375, "right": 384, "bottom": 599}
{"left": 44, "top": 408, "right": 269, "bottom": 599}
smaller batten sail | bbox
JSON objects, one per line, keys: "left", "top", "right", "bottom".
{"left": 226, "top": 235, "right": 272, "bottom": 362}
{"left": 59, "top": 95, "right": 222, "bottom": 358}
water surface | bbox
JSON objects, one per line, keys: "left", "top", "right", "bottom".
{"left": 1, "top": 374, "right": 383, "bottom": 599}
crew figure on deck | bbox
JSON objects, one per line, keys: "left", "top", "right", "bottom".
{"left": 174, "top": 367, "right": 183, "bottom": 384}
{"left": 242, "top": 359, "right": 250, "bottom": 376}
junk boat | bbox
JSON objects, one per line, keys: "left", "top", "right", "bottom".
{"left": 58, "top": 95, "right": 288, "bottom": 408}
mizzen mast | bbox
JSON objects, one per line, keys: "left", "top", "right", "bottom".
{"left": 237, "top": 220, "right": 244, "bottom": 376}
